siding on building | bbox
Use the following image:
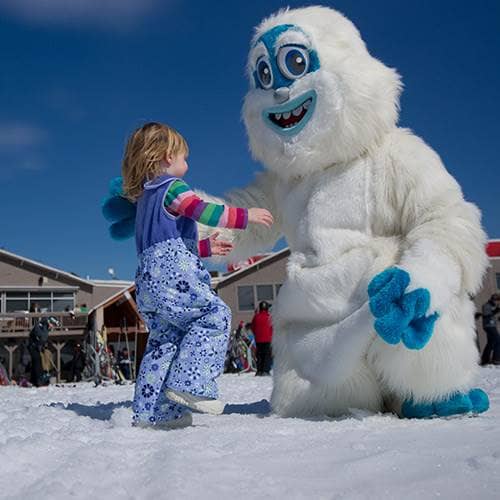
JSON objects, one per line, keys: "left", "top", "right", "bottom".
{"left": 89, "top": 284, "right": 133, "bottom": 309}
{"left": 215, "top": 249, "right": 289, "bottom": 330}
{"left": 0, "top": 259, "right": 92, "bottom": 291}
{"left": 0, "top": 249, "right": 131, "bottom": 313}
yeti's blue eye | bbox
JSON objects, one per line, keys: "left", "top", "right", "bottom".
{"left": 277, "top": 46, "right": 309, "bottom": 80}
{"left": 256, "top": 57, "right": 273, "bottom": 89}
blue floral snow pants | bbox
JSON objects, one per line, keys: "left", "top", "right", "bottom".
{"left": 132, "top": 239, "right": 231, "bottom": 425}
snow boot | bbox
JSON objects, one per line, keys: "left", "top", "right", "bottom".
{"left": 165, "top": 389, "right": 225, "bottom": 415}
{"left": 135, "top": 412, "right": 193, "bottom": 430}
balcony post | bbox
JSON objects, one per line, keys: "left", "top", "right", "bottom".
{"left": 52, "top": 342, "right": 65, "bottom": 383}
{"left": 4, "top": 345, "right": 18, "bottom": 379}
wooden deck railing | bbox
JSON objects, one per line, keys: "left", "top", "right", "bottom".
{"left": 0, "top": 312, "right": 88, "bottom": 334}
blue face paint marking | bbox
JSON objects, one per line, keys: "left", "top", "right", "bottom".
{"left": 252, "top": 24, "right": 321, "bottom": 90}
{"left": 262, "top": 89, "right": 317, "bottom": 137}
{"left": 255, "top": 24, "right": 295, "bottom": 51}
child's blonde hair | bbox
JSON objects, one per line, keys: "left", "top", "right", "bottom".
{"left": 122, "top": 122, "right": 189, "bottom": 201}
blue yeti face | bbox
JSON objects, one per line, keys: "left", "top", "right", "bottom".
{"left": 251, "top": 24, "right": 320, "bottom": 136}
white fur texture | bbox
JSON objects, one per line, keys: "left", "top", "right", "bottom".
{"left": 212, "top": 6, "right": 488, "bottom": 417}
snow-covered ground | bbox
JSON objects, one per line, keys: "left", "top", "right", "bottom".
{"left": 1, "top": 368, "right": 500, "bottom": 500}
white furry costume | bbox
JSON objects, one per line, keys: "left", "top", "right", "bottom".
{"left": 201, "top": 6, "right": 488, "bottom": 417}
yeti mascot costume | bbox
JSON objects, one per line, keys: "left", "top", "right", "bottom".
{"left": 103, "top": 6, "right": 490, "bottom": 419}
{"left": 200, "top": 5, "right": 491, "bottom": 419}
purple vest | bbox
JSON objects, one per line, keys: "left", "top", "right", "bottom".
{"left": 135, "top": 175, "right": 198, "bottom": 255}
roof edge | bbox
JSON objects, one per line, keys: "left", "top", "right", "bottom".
{"left": 0, "top": 248, "right": 93, "bottom": 287}
{"left": 215, "top": 247, "right": 290, "bottom": 288}
{"left": 89, "top": 283, "right": 136, "bottom": 313}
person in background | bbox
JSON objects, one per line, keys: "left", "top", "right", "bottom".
{"left": 65, "top": 305, "right": 77, "bottom": 319}
{"left": 0, "top": 356, "right": 10, "bottom": 386}
{"left": 251, "top": 301, "right": 273, "bottom": 376}
{"left": 481, "top": 293, "right": 500, "bottom": 365}
{"left": 474, "top": 312, "right": 482, "bottom": 352}
{"left": 244, "top": 322, "right": 257, "bottom": 372}
{"left": 28, "top": 317, "right": 58, "bottom": 387}
{"left": 71, "top": 343, "right": 85, "bottom": 382}
{"left": 40, "top": 343, "right": 54, "bottom": 385}
{"left": 29, "top": 302, "right": 40, "bottom": 313}
{"left": 118, "top": 347, "right": 132, "bottom": 380}
{"left": 19, "top": 341, "right": 31, "bottom": 376}
{"left": 224, "top": 326, "right": 242, "bottom": 374}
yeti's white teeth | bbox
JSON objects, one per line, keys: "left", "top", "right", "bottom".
{"left": 268, "top": 94, "right": 314, "bottom": 128}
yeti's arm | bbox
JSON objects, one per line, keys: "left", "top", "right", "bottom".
{"left": 386, "top": 130, "right": 488, "bottom": 311}
{"left": 196, "top": 171, "right": 283, "bottom": 262}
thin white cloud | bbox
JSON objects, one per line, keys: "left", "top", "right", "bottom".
{"left": 0, "top": 155, "right": 45, "bottom": 177}
{"left": 0, "top": 123, "right": 46, "bottom": 150}
{"left": 0, "top": 123, "right": 47, "bottom": 176}
{"left": 18, "top": 158, "right": 45, "bottom": 172}
{"left": 0, "top": 0, "right": 162, "bottom": 30}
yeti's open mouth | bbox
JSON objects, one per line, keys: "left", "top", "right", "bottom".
{"left": 263, "top": 90, "right": 317, "bottom": 136}
{"left": 269, "top": 98, "right": 312, "bottom": 128}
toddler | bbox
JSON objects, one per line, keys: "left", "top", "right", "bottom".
{"left": 122, "top": 122, "right": 273, "bottom": 428}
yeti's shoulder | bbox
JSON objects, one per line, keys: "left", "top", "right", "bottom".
{"left": 374, "top": 127, "right": 462, "bottom": 195}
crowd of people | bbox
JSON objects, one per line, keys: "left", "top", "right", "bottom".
{"left": 0, "top": 316, "right": 135, "bottom": 387}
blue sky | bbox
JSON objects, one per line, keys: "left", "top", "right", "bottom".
{"left": 1, "top": 0, "right": 499, "bottom": 280}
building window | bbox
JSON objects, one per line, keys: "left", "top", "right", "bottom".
{"left": 1, "top": 291, "right": 75, "bottom": 313}
{"left": 496, "top": 273, "right": 500, "bottom": 290}
{"left": 237, "top": 286, "right": 255, "bottom": 311}
{"left": 52, "top": 292, "right": 75, "bottom": 312}
{"left": 29, "top": 291, "right": 52, "bottom": 312}
{"left": 256, "top": 284, "right": 274, "bottom": 302}
{"left": 5, "top": 294, "right": 29, "bottom": 313}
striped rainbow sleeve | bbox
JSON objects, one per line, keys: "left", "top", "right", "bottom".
{"left": 164, "top": 179, "right": 248, "bottom": 229}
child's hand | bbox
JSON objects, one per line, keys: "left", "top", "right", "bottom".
{"left": 209, "top": 231, "right": 234, "bottom": 256}
{"left": 248, "top": 208, "right": 274, "bottom": 228}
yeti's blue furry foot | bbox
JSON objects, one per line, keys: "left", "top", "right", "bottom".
{"left": 401, "top": 388, "right": 489, "bottom": 419}
{"left": 468, "top": 388, "right": 490, "bottom": 414}
{"left": 368, "top": 267, "right": 438, "bottom": 350}
{"left": 400, "top": 399, "right": 434, "bottom": 419}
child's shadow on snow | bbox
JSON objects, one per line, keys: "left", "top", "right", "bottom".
{"left": 223, "top": 399, "right": 271, "bottom": 417}
{"left": 51, "top": 399, "right": 271, "bottom": 420}
{"left": 50, "top": 401, "right": 132, "bottom": 421}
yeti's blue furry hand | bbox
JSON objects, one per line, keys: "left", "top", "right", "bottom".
{"left": 368, "top": 267, "right": 439, "bottom": 350}
{"left": 101, "top": 177, "right": 136, "bottom": 240}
